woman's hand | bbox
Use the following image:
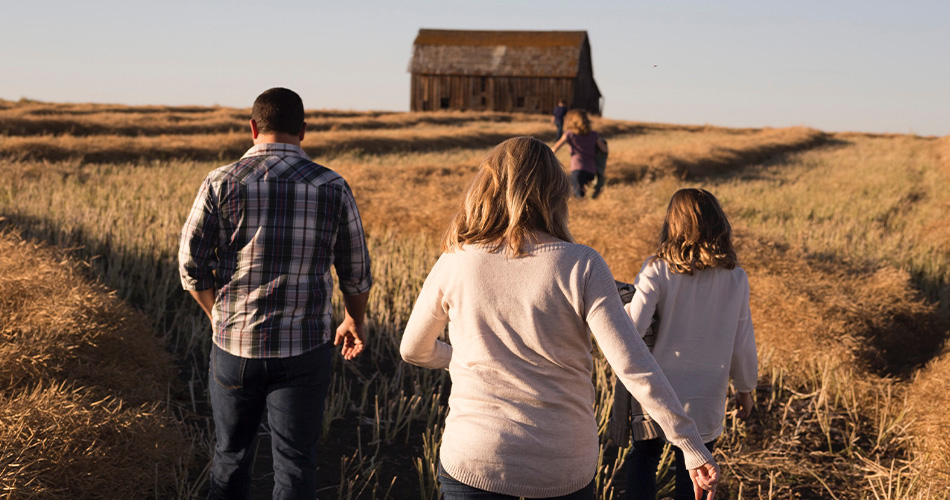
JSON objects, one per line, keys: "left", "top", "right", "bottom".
{"left": 689, "top": 460, "right": 719, "bottom": 499}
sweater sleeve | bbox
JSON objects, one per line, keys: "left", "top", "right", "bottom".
{"left": 400, "top": 255, "right": 453, "bottom": 369}
{"left": 730, "top": 270, "right": 758, "bottom": 393}
{"left": 625, "top": 259, "right": 660, "bottom": 338}
{"left": 582, "top": 251, "right": 715, "bottom": 470}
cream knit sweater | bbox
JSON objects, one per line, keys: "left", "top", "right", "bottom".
{"left": 400, "top": 241, "right": 714, "bottom": 498}
{"left": 626, "top": 258, "right": 758, "bottom": 442}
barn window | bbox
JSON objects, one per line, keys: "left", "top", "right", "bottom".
{"left": 440, "top": 97, "right": 450, "bottom": 109}
{"left": 516, "top": 96, "right": 525, "bottom": 108}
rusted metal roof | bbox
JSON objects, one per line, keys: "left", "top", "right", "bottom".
{"left": 409, "top": 29, "right": 589, "bottom": 78}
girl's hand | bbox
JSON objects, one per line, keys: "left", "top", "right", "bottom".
{"left": 736, "top": 392, "right": 754, "bottom": 419}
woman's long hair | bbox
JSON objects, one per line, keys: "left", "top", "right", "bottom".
{"left": 564, "top": 109, "right": 591, "bottom": 136}
{"left": 655, "top": 188, "right": 737, "bottom": 274}
{"left": 442, "top": 136, "right": 574, "bottom": 256}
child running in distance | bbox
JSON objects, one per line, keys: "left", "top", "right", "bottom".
{"left": 625, "top": 188, "right": 758, "bottom": 500}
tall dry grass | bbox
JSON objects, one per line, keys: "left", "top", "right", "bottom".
{"left": 1, "top": 99, "right": 946, "bottom": 498}
{"left": 0, "top": 231, "right": 192, "bottom": 499}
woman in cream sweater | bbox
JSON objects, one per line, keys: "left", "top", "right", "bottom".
{"left": 400, "top": 137, "right": 719, "bottom": 500}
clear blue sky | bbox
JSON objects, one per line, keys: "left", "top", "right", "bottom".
{"left": 2, "top": 0, "right": 948, "bottom": 135}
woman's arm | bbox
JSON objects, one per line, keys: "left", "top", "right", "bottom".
{"left": 552, "top": 134, "right": 568, "bottom": 153}
{"left": 583, "top": 254, "right": 716, "bottom": 473}
{"left": 400, "top": 258, "right": 453, "bottom": 369}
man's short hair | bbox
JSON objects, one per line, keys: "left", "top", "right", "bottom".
{"left": 252, "top": 88, "right": 305, "bottom": 135}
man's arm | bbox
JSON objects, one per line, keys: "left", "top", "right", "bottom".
{"left": 188, "top": 289, "right": 216, "bottom": 321}
{"left": 179, "top": 176, "right": 220, "bottom": 299}
{"left": 335, "top": 291, "right": 370, "bottom": 360}
{"left": 332, "top": 182, "right": 374, "bottom": 360}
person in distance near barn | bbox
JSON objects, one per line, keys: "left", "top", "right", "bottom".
{"left": 552, "top": 99, "right": 568, "bottom": 140}
{"left": 178, "top": 87, "right": 373, "bottom": 500}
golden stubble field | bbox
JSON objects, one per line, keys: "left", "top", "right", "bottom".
{"left": 1, "top": 98, "right": 948, "bottom": 499}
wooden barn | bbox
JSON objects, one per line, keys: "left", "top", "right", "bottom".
{"left": 408, "top": 29, "right": 603, "bottom": 115}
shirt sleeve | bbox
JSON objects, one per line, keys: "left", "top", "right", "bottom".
{"left": 582, "top": 250, "right": 714, "bottom": 470}
{"left": 333, "top": 181, "right": 373, "bottom": 295}
{"left": 400, "top": 255, "right": 452, "bottom": 369}
{"left": 730, "top": 270, "right": 758, "bottom": 393}
{"left": 625, "top": 259, "right": 661, "bottom": 338}
{"left": 178, "top": 176, "right": 219, "bottom": 291}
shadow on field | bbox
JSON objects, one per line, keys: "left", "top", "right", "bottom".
{"left": 741, "top": 236, "right": 949, "bottom": 380}
{"left": 806, "top": 253, "right": 950, "bottom": 379}
{"left": 609, "top": 131, "right": 835, "bottom": 185}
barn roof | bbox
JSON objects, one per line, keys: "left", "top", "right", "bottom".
{"left": 409, "top": 29, "right": 589, "bottom": 78}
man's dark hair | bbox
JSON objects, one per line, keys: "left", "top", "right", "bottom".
{"left": 252, "top": 88, "right": 305, "bottom": 135}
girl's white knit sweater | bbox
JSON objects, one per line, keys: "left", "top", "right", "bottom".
{"left": 626, "top": 258, "right": 758, "bottom": 442}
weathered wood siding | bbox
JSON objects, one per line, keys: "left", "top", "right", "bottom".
{"left": 411, "top": 75, "right": 575, "bottom": 113}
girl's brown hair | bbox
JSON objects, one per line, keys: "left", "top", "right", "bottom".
{"left": 564, "top": 109, "right": 591, "bottom": 136}
{"left": 442, "top": 136, "right": 574, "bottom": 256}
{"left": 655, "top": 188, "right": 737, "bottom": 274}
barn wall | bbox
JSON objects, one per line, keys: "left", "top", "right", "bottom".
{"left": 572, "top": 39, "right": 602, "bottom": 116}
{"left": 412, "top": 74, "right": 574, "bottom": 114}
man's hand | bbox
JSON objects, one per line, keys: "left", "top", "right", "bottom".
{"left": 335, "top": 291, "right": 370, "bottom": 360}
{"left": 689, "top": 460, "right": 719, "bottom": 500}
{"left": 334, "top": 315, "right": 365, "bottom": 360}
{"left": 737, "top": 392, "right": 754, "bottom": 420}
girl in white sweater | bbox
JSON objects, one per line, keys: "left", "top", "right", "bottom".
{"left": 400, "top": 137, "right": 719, "bottom": 500}
{"left": 624, "top": 188, "right": 758, "bottom": 500}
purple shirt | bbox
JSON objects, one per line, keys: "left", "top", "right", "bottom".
{"left": 565, "top": 131, "right": 600, "bottom": 173}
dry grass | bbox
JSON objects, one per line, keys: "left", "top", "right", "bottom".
{"left": 1, "top": 99, "right": 947, "bottom": 498}
{"left": 0, "top": 230, "right": 192, "bottom": 499}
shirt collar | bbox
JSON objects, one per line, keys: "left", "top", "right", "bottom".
{"left": 242, "top": 143, "right": 311, "bottom": 161}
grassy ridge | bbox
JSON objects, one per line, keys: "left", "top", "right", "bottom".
{"left": 0, "top": 231, "right": 192, "bottom": 499}
{"left": 1, "top": 100, "right": 947, "bottom": 498}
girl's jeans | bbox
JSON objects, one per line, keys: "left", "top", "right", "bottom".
{"left": 625, "top": 438, "right": 717, "bottom": 500}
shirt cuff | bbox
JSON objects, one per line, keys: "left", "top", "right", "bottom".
{"left": 181, "top": 274, "right": 215, "bottom": 291}
{"left": 340, "top": 275, "right": 373, "bottom": 295}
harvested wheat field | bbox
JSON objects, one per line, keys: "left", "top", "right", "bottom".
{"left": 0, "top": 99, "right": 947, "bottom": 499}
{"left": 0, "top": 230, "right": 192, "bottom": 499}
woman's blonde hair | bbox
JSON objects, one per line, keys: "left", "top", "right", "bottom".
{"left": 442, "top": 136, "right": 574, "bottom": 256}
{"left": 655, "top": 188, "right": 737, "bottom": 274}
{"left": 564, "top": 109, "right": 591, "bottom": 135}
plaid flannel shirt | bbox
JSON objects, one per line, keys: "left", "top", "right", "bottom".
{"left": 179, "top": 143, "right": 372, "bottom": 358}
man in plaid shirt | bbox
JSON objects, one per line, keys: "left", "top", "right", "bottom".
{"left": 179, "top": 87, "right": 372, "bottom": 499}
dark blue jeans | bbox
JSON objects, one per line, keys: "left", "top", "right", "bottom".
{"left": 571, "top": 170, "right": 596, "bottom": 198}
{"left": 555, "top": 121, "right": 564, "bottom": 141}
{"left": 439, "top": 462, "right": 594, "bottom": 500}
{"left": 209, "top": 343, "right": 333, "bottom": 500}
{"left": 625, "top": 438, "right": 717, "bottom": 500}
